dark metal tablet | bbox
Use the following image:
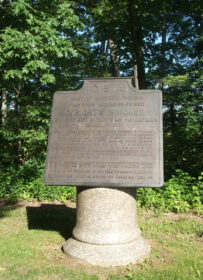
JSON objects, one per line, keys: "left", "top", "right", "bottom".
{"left": 44, "top": 78, "right": 163, "bottom": 187}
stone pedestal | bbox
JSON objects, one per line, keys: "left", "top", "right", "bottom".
{"left": 63, "top": 187, "right": 150, "bottom": 266}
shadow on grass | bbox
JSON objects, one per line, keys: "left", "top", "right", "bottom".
{"left": 0, "top": 199, "right": 24, "bottom": 219}
{"left": 26, "top": 204, "right": 76, "bottom": 240}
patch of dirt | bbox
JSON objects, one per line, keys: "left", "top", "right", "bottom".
{"left": 40, "top": 241, "right": 137, "bottom": 279}
{"left": 149, "top": 239, "right": 173, "bottom": 267}
{"left": 40, "top": 244, "right": 131, "bottom": 280}
{"left": 138, "top": 208, "right": 203, "bottom": 224}
{"left": 163, "top": 212, "right": 203, "bottom": 222}
{"left": 189, "top": 233, "right": 203, "bottom": 243}
{"left": 0, "top": 199, "right": 76, "bottom": 211}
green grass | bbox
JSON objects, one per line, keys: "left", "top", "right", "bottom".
{"left": 0, "top": 201, "right": 202, "bottom": 280}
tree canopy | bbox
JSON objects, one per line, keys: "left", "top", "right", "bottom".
{"left": 0, "top": 0, "right": 202, "bottom": 202}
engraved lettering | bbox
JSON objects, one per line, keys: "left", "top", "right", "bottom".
{"left": 45, "top": 79, "right": 163, "bottom": 187}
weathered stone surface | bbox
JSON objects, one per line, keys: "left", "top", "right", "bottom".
{"left": 63, "top": 187, "right": 150, "bottom": 266}
{"left": 45, "top": 78, "right": 163, "bottom": 188}
{"left": 73, "top": 187, "right": 140, "bottom": 244}
{"left": 63, "top": 237, "right": 150, "bottom": 267}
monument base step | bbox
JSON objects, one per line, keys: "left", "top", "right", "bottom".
{"left": 63, "top": 237, "right": 150, "bottom": 267}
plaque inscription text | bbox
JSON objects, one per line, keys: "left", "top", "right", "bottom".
{"left": 45, "top": 78, "right": 163, "bottom": 187}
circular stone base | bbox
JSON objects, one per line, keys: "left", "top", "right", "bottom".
{"left": 63, "top": 237, "right": 150, "bottom": 267}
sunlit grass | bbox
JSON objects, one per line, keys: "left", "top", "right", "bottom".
{"left": 0, "top": 201, "right": 202, "bottom": 280}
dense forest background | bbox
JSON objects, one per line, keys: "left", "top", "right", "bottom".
{"left": 0, "top": 0, "right": 202, "bottom": 212}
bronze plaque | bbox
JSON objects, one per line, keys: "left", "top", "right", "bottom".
{"left": 44, "top": 78, "right": 163, "bottom": 187}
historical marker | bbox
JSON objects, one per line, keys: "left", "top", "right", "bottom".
{"left": 45, "top": 78, "right": 163, "bottom": 266}
{"left": 45, "top": 78, "right": 163, "bottom": 187}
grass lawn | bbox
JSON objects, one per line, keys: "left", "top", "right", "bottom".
{"left": 0, "top": 200, "right": 202, "bottom": 280}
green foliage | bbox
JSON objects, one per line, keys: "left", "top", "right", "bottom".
{"left": 0, "top": 0, "right": 86, "bottom": 206}
{"left": 25, "top": 173, "right": 76, "bottom": 202}
{"left": 137, "top": 170, "right": 203, "bottom": 214}
{"left": 0, "top": 167, "right": 202, "bottom": 214}
{"left": 0, "top": 0, "right": 202, "bottom": 214}
{"left": 0, "top": 165, "right": 76, "bottom": 203}
{"left": 0, "top": 0, "right": 83, "bottom": 85}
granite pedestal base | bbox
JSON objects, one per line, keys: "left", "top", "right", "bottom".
{"left": 63, "top": 187, "right": 150, "bottom": 266}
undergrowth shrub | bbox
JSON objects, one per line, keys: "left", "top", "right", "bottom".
{"left": 0, "top": 163, "right": 76, "bottom": 203}
{"left": 0, "top": 166, "right": 202, "bottom": 214}
{"left": 137, "top": 169, "right": 203, "bottom": 214}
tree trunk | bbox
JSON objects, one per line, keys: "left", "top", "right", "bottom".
{"left": 100, "top": 40, "right": 109, "bottom": 75}
{"left": 1, "top": 90, "right": 7, "bottom": 126}
{"left": 109, "top": 39, "right": 120, "bottom": 77}
{"left": 15, "top": 86, "right": 24, "bottom": 164}
{"left": 170, "top": 103, "right": 175, "bottom": 133}
{"left": 160, "top": 13, "right": 167, "bottom": 88}
{"left": 127, "top": 0, "right": 146, "bottom": 89}
{"left": 1, "top": 70, "right": 7, "bottom": 126}
{"left": 133, "top": 65, "right": 139, "bottom": 89}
